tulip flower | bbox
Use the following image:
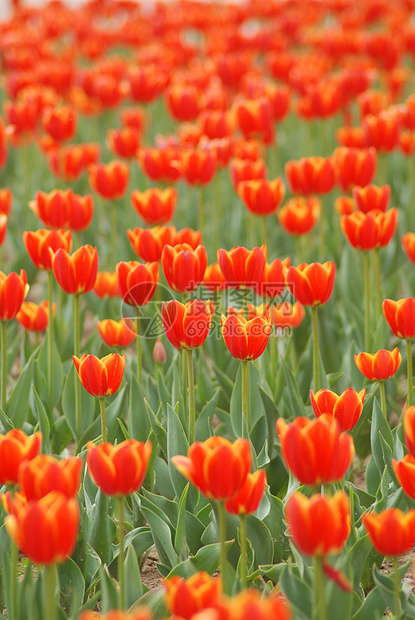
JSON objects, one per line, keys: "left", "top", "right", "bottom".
{"left": 18, "top": 455, "right": 83, "bottom": 500}
{"left": 333, "top": 147, "right": 377, "bottom": 193}
{"left": 363, "top": 111, "right": 399, "bottom": 153}
{"left": 139, "top": 146, "right": 182, "bottom": 184}
{"left": 403, "top": 406, "right": 415, "bottom": 457}
{"left": 127, "top": 226, "right": 175, "bottom": 262}
{"left": 29, "top": 189, "right": 73, "bottom": 229}
{"left": 310, "top": 388, "right": 366, "bottom": 432}
{"left": 230, "top": 157, "right": 267, "bottom": 191}
{"left": 52, "top": 245, "right": 98, "bottom": 296}
{"left": 153, "top": 339, "right": 167, "bottom": 365}
{"left": 393, "top": 454, "right": 415, "bottom": 500}
{"left": 363, "top": 508, "right": 415, "bottom": 556}
{"left": 237, "top": 178, "right": 285, "bottom": 217}
{"left": 355, "top": 348, "right": 401, "bottom": 418}
{"left": 88, "top": 438, "right": 152, "bottom": 609}
{"left": 162, "top": 244, "right": 207, "bottom": 294}
{"left": 16, "top": 300, "right": 53, "bottom": 336}
{"left": 234, "top": 97, "right": 274, "bottom": 144}
{"left": 218, "top": 245, "right": 267, "bottom": 294}
{"left": 162, "top": 299, "right": 214, "bottom": 444}
{"left": 402, "top": 232, "right": 415, "bottom": 265}
{"left": 172, "top": 437, "right": 251, "bottom": 591}
{"left": 107, "top": 127, "right": 141, "bottom": 159}
{"left": 203, "top": 263, "right": 227, "bottom": 292}
{"left": 0, "top": 188, "right": 12, "bottom": 215}
{"left": 93, "top": 271, "right": 120, "bottom": 298}
{"left": 79, "top": 611, "right": 151, "bottom": 620}
{"left": 127, "top": 66, "right": 167, "bottom": 104}
{"left": 340, "top": 209, "right": 398, "bottom": 251}
{"left": 285, "top": 157, "right": 336, "bottom": 195}
{"left": 229, "top": 589, "right": 292, "bottom": 620}
{"left": 353, "top": 184, "right": 390, "bottom": 213}
{"left": 272, "top": 302, "right": 305, "bottom": 330}
{"left": 68, "top": 193, "right": 94, "bottom": 234}
{"left": 73, "top": 354, "right": 125, "bottom": 442}
{"left": 131, "top": 187, "right": 177, "bottom": 225}
{"left": 287, "top": 261, "right": 335, "bottom": 390}
{"left": 42, "top": 104, "right": 77, "bottom": 143}
{"left": 164, "top": 572, "right": 222, "bottom": 619}
{"left": 0, "top": 429, "right": 42, "bottom": 486}
{"left": 277, "top": 415, "right": 354, "bottom": 486}
{"left": 97, "top": 318, "right": 135, "bottom": 348}
{"left": 383, "top": 298, "right": 415, "bottom": 406}
{"left": 278, "top": 196, "right": 321, "bottom": 237}
{"left": 175, "top": 227, "right": 202, "bottom": 249}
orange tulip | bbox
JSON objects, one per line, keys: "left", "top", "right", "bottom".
{"left": 353, "top": 184, "right": 390, "bottom": 213}
{"left": 164, "top": 572, "right": 222, "bottom": 620}
{"left": 285, "top": 157, "right": 336, "bottom": 195}
{"left": 0, "top": 429, "right": 42, "bottom": 485}
{"left": 107, "top": 127, "right": 141, "bottom": 159}
{"left": 42, "top": 104, "right": 77, "bottom": 142}
{"left": 285, "top": 491, "right": 350, "bottom": 556}
{"left": 93, "top": 271, "right": 120, "bottom": 298}
{"left": 278, "top": 197, "right": 320, "bottom": 236}
{"left": 402, "top": 232, "right": 415, "bottom": 264}
{"left": 23, "top": 229, "right": 72, "bottom": 270}
{"left": 97, "top": 318, "right": 136, "bottom": 348}
{"left": 175, "top": 148, "right": 216, "bottom": 186}
{"left": 230, "top": 158, "right": 266, "bottom": 191}
{"left": 340, "top": 209, "right": 398, "bottom": 251}
{"left": 234, "top": 97, "right": 274, "bottom": 144}
{"left": 87, "top": 439, "right": 152, "bottom": 496}
{"left": 52, "top": 245, "right": 98, "bottom": 295}
{"left": 334, "top": 147, "right": 377, "bottom": 193}
{"left": 175, "top": 227, "right": 202, "bottom": 249}
{"left": 5, "top": 491, "right": 79, "bottom": 565}
{"left": 393, "top": 454, "right": 415, "bottom": 499}
{"left": 403, "top": 406, "right": 415, "bottom": 457}
{"left": 29, "top": 189, "right": 73, "bottom": 229}
{"left": 128, "top": 226, "right": 175, "bottom": 262}
{"left": 48, "top": 143, "right": 101, "bottom": 182}
{"left": 73, "top": 353, "right": 125, "bottom": 398}
{"left": 131, "top": 187, "right": 177, "bottom": 225}
{"left": 218, "top": 245, "right": 266, "bottom": 290}
{"left": 335, "top": 126, "right": 366, "bottom": 149}
{"left": 68, "top": 193, "right": 94, "bottom": 232}
{"left": 0, "top": 270, "right": 29, "bottom": 320}
{"left": 225, "top": 470, "right": 266, "bottom": 515}
{"left": 221, "top": 311, "right": 272, "bottom": 361}
{"left": 127, "top": 66, "right": 167, "bottom": 104}
{"left": 162, "top": 299, "right": 214, "bottom": 350}
{"left": 363, "top": 111, "right": 399, "bottom": 153}
{"left": 272, "top": 302, "right": 305, "bottom": 330}
{"left": 203, "top": 263, "right": 227, "bottom": 292}
{"left": 165, "top": 83, "right": 201, "bottom": 122}
{"left": 120, "top": 107, "right": 146, "bottom": 133}
{"left": 286, "top": 261, "right": 335, "bottom": 307}
{"left": 228, "top": 589, "right": 292, "bottom": 620}
{"left": 0, "top": 188, "right": 12, "bottom": 216}
{"left": 310, "top": 388, "right": 366, "bottom": 432}
{"left": 199, "top": 109, "right": 233, "bottom": 139}
{"left": 88, "top": 160, "right": 129, "bottom": 200}
{"left": 363, "top": 509, "right": 415, "bottom": 556}
{"left": 153, "top": 339, "right": 167, "bottom": 365}
{"left": 383, "top": 298, "right": 415, "bottom": 340}
{"left": 116, "top": 261, "right": 159, "bottom": 306}
{"left": 354, "top": 348, "right": 401, "bottom": 381}
{"left": 18, "top": 454, "right": 83, "bottom": 500}
{"left": 237, "top": 179, "right": 285, "bottom": 216}
{"left": 171, "top": 436, "right": 251, "bottom": 500}
{"left": 256, "top": 258, "right": 289, "bottom": 299}
{"left": 162, "top": 244, "right": 207, "bottom": 293}
{"left": 139, "top": 146, "right": 182, "bottom": 183}
{"left": 16, "top": 300, "right": 53, "bottom": 332}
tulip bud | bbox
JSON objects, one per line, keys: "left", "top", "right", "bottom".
{"left": 153, "top": 339, "right": 167, "bottom": 365}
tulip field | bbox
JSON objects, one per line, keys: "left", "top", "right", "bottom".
{"left": 4, "top": 0, "right": 415, "bottom": 618}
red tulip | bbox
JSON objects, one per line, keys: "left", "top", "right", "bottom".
{"left": 354, "top": 348, "right": 401, "bottom": 381}
{"left": 382, "top": 298, "right": 415, "bottom": 340}
{"left": 162, "top": 299, "right": 214, "bottom": 350}
{"left": 286, "top": 262, "right": 335, "bottom": 307}
{"left": 73, "top": 353, "right": 125, "bottom": 398}
{"left": 0, "top": 270, "right": 29, "bottom": 320}
{"left": 310, "top": 388, "right": 366, "bottom": 432}
{"left": 363, "top": 509, "right": 415, "bottom": 556}
{"left": 116, "top": 261, "right": 159, "bottom": 306}
{"left": 52, "top": 245, "right": 98, "bottom": 295}
{"left": 162, "top": 244, "right": 207, "bottom": 293}
{"left": 0, "top": 429, "right": 42, "bottom": 485}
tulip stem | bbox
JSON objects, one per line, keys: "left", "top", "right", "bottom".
{"left": 374, "top": 249, "right": 382, "bottom": 321}
{"left": 407, "top": 340, "right": 413, "bottom": 407}
{"left": 379, "top": 381, "right": 387, "bottom": 420}
{"left": 218, "top": 500, "right": 228, "bottom": 594}
{"left": 136, "top": 311, "right": 142, "bottom": 383}
{"left": 261, "top": 217, "right": 268, "bottom": 248}
{"left": 198, "top": 186, "right": 204, "bottom": 233}
{"left": 312, "top": 556, "right": 327, "bottom": 620}
{"left": 393, "top": 558, "right": 402, "bottom": 617}
{"left": 99, "top": 398, "right": 108, "bottom": 443}
{"left": 44, "top": 564, "right": 56, "bottom": 620}
{"left": 74, "top": 294, "right": 81, "bottom": 439}
{"left": 117, "top": 496, "right": 125, "bottom": 610}
{"left": 186, "top": 349, "right": 195, "bottom": 445}
{"left": 311, "top": 307, "right": 320, "bottom": 392}
{"left": 8, "top": 485, "right": 17, "bottom": 620}
{"left": 241, "top": 360, "right": 250, "bottom": 434}
{"left": 1, "top": 320, "right": 6, "bottom": 411}
{"left": 47, "top": 271, "right": 54, "bottom": 414}
{"left": 363, "top": 251, "right": 370, "bottom": 352}
{"left": 240, "top": 513, "right": 247, "bottom": 589}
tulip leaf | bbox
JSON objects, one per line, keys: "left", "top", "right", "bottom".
{"left": 280, "top": 357, "right": 306, "bottom": 418}
{"left": 5, "top": 346, "right": 35, "bottom": 428}
{"left": 262, "top": 490, "right": 291, "bottom": 563}
{"left": 365, "top": 455, "right": 382, "bottom": 496}
{"left": 351, "top": 384, "right": 378, "bottom": 459}
{"left": 99, "top": 564, "right": 118, "bottom": 614}
{"left": 197, "top": 350, "right": 215, "bottom": 406}
{"left": 195, "top": 389, "right": 219, "bottom": 442}
{"left": 351, "top": 586, "right": 387, "bottom": 620}
{"left": 129, "top": 374, "right": 149, "bottom": 441}
{"left": 212, "top": 361, "right": 234, "bottom": 404}
{"left": 174, "top": 483, "right": 189, "bottom": 560}
{"left": 371, "top": 398, "right": 394, "bottom": 475}
{"left": 230, "top": 363, "right": 265, "bottom": 440}
{"left": 279, "top": 562, "right": 312, "bottom": 618}
{"left": 76, "top": 385, "right": 129, "bottom": 451}
{"left": 349, "top": 534, "right": 373, "bottom": 590}
{"left": 36, "top": 331, "right": 64, "bottom": 406}
{"left": 172, "top": 361, "right": 186, "bottom": 429}
{"left": 62, "top": 365, "right": 97, "bottom": 440}
{"left": 258, "top": 385, "right": 280, "bottom": 458}
{"left": 190, "top": 541, "right": 234, "bottom": 574}
{"left": 153, "top": 456, "right": 175, "bottom": 500}
{"left": 372, "top": 563, "right": 411, "bottom": 613}
{"left": 145, "top": 400, "right": 167, "bottom": 459}
{"left": 130, "top": 587, "right": 167, "bottom": 619}
{"left": 246, "top": 514, "right": 274, "bottom": 567}
{"left": 57, "top": 557, "right": 85, "bottom": 615}
{"left": 0, "top": 406, "right": 14, "bottom": 432}
{"left": 32, "top": 387, "right": 51, "bottom": 454}
{"left": 87, "top": 490, "right": 112, "bottom": 564}
{"left": 167, "top": 404, "right": 189, "bottom": 500}
{"left": 140, "top": 505, "right": 179, "bottom": 568}
{"left": 124, "top": 544, "right": 143, "bottom": 607}
{"left": 259, "top": 562, "right": 286, "bottom": 584}
{"left": 379, "top": 432, "right": 400, "bottom": 487}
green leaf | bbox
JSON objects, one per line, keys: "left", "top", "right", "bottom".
{"left": 76, "top": 386, "right": 129, "bottom": 452}
{"left": 87, "top": 490, "right": 112, "bottom": 564}
{"left": 124, "top": 544, "right": 143, "bottom": 607}
{"left": 36, "top": 332, "right": 64, "bottom": 406}
{"left": 32, "top": 387, "right": 51, "bottom": 454}
{"left": 246, "top": 514, "right": 273, "bottom": 566}
{"left": 371, "top": 398, "right": 394, "bottom": 475}
{"left": 373, "top": 563, "right": 410, "bottom": 612}
{"left": 259, "top": 562, "right": 285, "bottom": 584}
{"left": 351, "top": 586, "right": 387, "bottom": 620}
{"left": 258, "top": 385, "right": 279, "bottom": 458}
{"left": 57, "top": 557, "right": 85, "bottom": 614}
{"left": 280, "top": 562, "right": 312, "bottom": 618}
{"left": 349, "top": 534, "right": 372, "bottom": 591}
{"left": 191, "top": 541, "right": 233, "bottom": 574}
{"left": 280, "top": 357, "right": 306, "bottom": 418}
{"left": 99, "top": 565, "right": 118, "bottom": 614}
{"left": 174, "top": 484, "right": 189, "bottom": 560}
{"left": 131, "top": 587, "right": 166, "bottom": 619}
{"left": 140, "top": 505, "right": 179, "bottom": 569}
{"left": 145, "top": 400, "right": 167, "bottom": 459}
{"left": 167, "top": 404, "right": 189, "bottom": 500}
{"left": 365, "top": 456, "right": 382, "bottom": 496}
{"left": 230, "top": 363, "right": 265, "bottom": 438}
{"left": 5, "top": 347, "right": 35, "bottom": 427}
{"left": 195, "top": 390, "right": 219, "bottom": 442}
{"left": 129, "top": 374, "right": 149, "bottom": 441}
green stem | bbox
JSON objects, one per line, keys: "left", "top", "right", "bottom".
{"left": 261, "top": 216, "right": 268, "bottom": 248}
{"left": 44, "top": 564, "right": 56, "bottom": 620}
{"left": 240, "top": 513, "right": 247, "bottom": 589}
{"left": 99, "top": 398, "right": 108, "bottom": 443}
{"left": 312, "top": 556, "right": 327, "bottom": 620}
{"left": 74, "top": 294, "right": 81, "bottom": 439}
{"left": 75, "top": 231, "right": 81, "bottom": 250}
{"left": 136, "top": 311, "right": 142, "bottom": 383}
{"left": 117, "top": 496, "right": 125, "bottom": 610}
{"left": 8, "top": 485, "right": 17, "bottom": 620}
{"left": 363, "top": 251, "right": 371, "bottom": 352}
{"left": 379, "top": 381, "right": 387, "bottom": 420}
{"left": 218, "top": 500, "right": 228, "bottom": 594}
{"left": 186, "top": 349, "right": 195, "bottom": 445}
{"left": 198, "top": 186, "right": 204, "bottom": 233}
{"left": 48, "top": 271, "right": 54, "bottom": 413}
{"left": 241, "top": 360, "right": 250, "bottom": 435}
{"left": 407, "top": 339, "right": 413, "bottom": 407}
{"left": 311, "top": 307, "right": 320, "bottom": 392}
{"left": 393, "top": 558, "right": 402, "bottom": 618}
{"left": 374, "top": 249, "right": 382, "bottom": 322}
{"left": 1, "top": 321, "right": 6, "bottom": 411}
